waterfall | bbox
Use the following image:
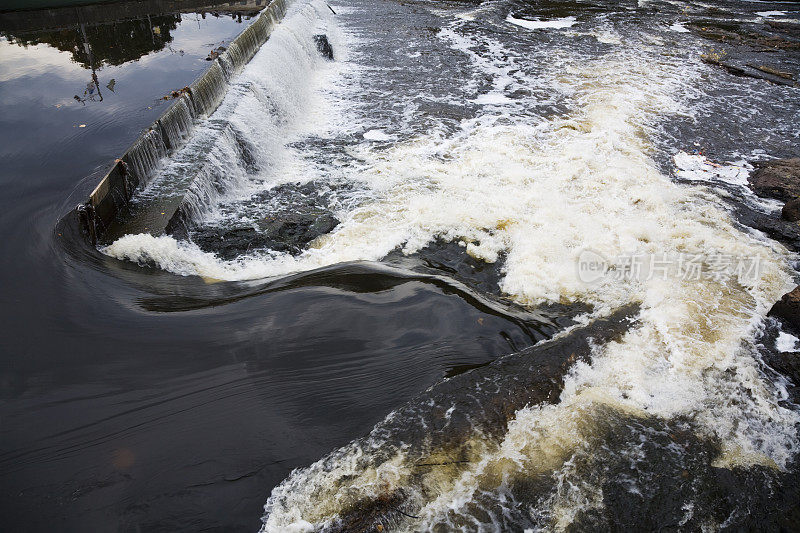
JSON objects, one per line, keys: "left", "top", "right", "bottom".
{"left": 166, "top": 125, "right": 257, "bottom": 235}
{"left": 188, "top": 60, "right": 228, "bottom": 117}
{"left": 157, "top": 95, "right": 196, "bottom": 152}
{"left": 77, "top": 0, "right": 294, "bottom": 242}
{"left": 122, "top": 128, "right": 167, "bottom": 192}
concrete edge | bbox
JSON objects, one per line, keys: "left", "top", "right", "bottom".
{"left": 77, "top": 0, "right": 291, "bottom": 245}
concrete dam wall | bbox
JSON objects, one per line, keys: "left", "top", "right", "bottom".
{"left": 75, "top": 0, "right": 292, "bottom": 245}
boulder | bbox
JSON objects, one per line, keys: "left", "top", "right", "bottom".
{"left": 769, "top": 286, "right": 800, "bottom": 332}
{"left": 188, "top": 181, "right": 343, "bottom": 259}
{"left": 734, "top": 203, "right": 800, "bottom": 251}
{"left": 191, "top": 212, "right": 339, "bottom": 260}
{"left": 748, "top": 158, "right": 800, "bottom": 201}
{"left": 701, "top": 55, "right": 798, "bottom": 87}
{"left": 782, "top": 198, "right": 800, "bottom": 222}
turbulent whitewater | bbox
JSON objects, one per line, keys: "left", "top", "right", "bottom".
{"left": 101, "top": 0, "right": 800, "bottom": 530}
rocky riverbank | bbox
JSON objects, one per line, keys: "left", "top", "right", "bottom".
{"left": 740, "top": 157, "right": 800, "bottom": 401}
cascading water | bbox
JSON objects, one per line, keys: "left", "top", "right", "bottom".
{"left": 81, "top": 0, "right": 295, "bottom": 241}
{"left": 158, "top": 95, "right": 196, "bottom": 152}
{"left": 111, "top": 0, "right": 343, "bottom": 238}
{"left": 122, "top": 127, "right": 168, "bottom": 191}
{"left": 99, "top": 0, "right": 800, "bottom": 530}
{"left": 219, "top": 40, "right": 248, "bottom": 79}
{"left": 190, "top": 59, "right": 228, "bottom": 117}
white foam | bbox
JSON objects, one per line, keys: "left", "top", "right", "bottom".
{"left": 506, "top": 15, "right": 577, "bottom": 30}
{"left": 255, "top": 19, "right": 799, "bottom": 532}
{"left": 673, "top": 151, "right": 751, "bottom": 186}
{"left": 363, "top": 129, "right": 392, "bottom": 141}
{"left": 756, "top": 11, "right": 787, "bottom": 17}
{"left": 475, "top": 92, "right": 513, "bottom": 105}
{"left": 669, "top": 21, "right": 690, "bottom": 33}
{"left": 776, "top": 331, "right": 800, "bottom": 352}
{"left": 129, "top": 0, "right": 348, "bottom": 221}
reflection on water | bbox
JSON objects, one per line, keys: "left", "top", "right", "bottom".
{"left": 5, "top": 15, "right": 183, "bottom": 69}
{"left": 1, "top": 2, "right": 271, "bottom": 68}
{"left": 0, "top": 1, "right": 261, "bottom": 192}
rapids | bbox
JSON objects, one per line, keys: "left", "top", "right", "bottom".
{"left": 96, "top": 0, "right": 800, "bottom": 530}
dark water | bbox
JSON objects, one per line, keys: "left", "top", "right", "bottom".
{"left": 2, "top": 0, "right": 800, "bottom": 531}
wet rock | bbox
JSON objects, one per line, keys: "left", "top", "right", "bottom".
{"left": 758, "top": 317, "right": 800, "bottom": 404}
{"left": 688, "top": 21, "right": 800, "bottom": 50}
{"left": 767, "top": 20, "right": 800, "bottom": 39}
{"left": 769, "top": 286, "right": 800, "bottom": 333}
{"left": 313, "top": 34, "right": 334, "bottom": 60}
{"left": 384, "top": 239, "right": 507, "bottom": 298}
{"left": 701, "top": 55, "right": 798, "bottom": 87}
{"left": 192, "top": 212, "right": 338, "bottom": 260}
{"left": 748, "top": 158, "right": 800, "bottom": 201}
{"left": 189, "top": 181, "right": 340, "bottom": 260}
{"left": 261, "top": 211, "right": 339, "bottom": 248}
{"left": 733, "top": 203, "right": 800, "bottom": 251}
{"left": 327, "top": 489, "right": 412, "bottom": 533}
{"left": 747, "top": 63, "right": 796, "bottom": 82}
{"left": 734, "top": 158, "right": 800, "bottom": 252}
{"left": 691, "top": 18, "right": 800, "bottom": 88}
{"left": 768, "top": 349, "right": 800, "bottom": 401}
{"left": 190, "top": 226, "right": 270, "bottom": 260}
{"left": 782, "top": 198, "right": 800, "bottom": 222}
{"left": 384, "top": 239, "right": 589, "bottom": 329}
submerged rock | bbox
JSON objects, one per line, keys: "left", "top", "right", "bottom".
{"left": 313, "top": 34, "right": 334, "bottom": 60}
{"left": 701, "top": 55, "right": 798, "bottom": 87}
{"left": 690, "top": 18, "right": 800, "bottom": 87}
{"left": 191, "top": 212, "right": 339, "bottom": 260}
{"left": 190, "top": 181, "right": 340, "bottom": 260}
{"left": 688, "top": 21, "right": 800, "bottom": 50}
{"left": 261, "top": 211, "right": 339, "bottom": 249}
{"left": 748, "top": 158, "right": 800, "bottom": 201}
{"left": 767, "top": 347, "right": 800, "bottom": 403}
{"left": 734, "top": 158, "right": 800, "bottom": 252}
{"left": 733, "top": 202, "right": 800, "bottom": 251}
{"left": 314, "top": 306, "right": 640, "bottom": 532}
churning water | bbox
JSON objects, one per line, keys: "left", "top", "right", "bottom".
{"left": 100, "top": 0, "right": 800, "bottom": 530}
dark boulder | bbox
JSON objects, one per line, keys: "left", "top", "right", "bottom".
{"left": 688, "top": 21, "right": 800, "bottom": 50}
{"left": 782, "top": 197, "right": 800, "bottom": 222}
{"left": 261, "top": 211, "right": 339, "bottom": 249}
{"left": 313, "top": 34, "right": 334, "bottom": 61}
{"left": 733, "top": 203, "right": 800, "bottom": 251}
{"left": 769, "top": 286, "right": 800, "bottom": 333}
{"left": 191, "top": 226, "right": 269, "bottom": 260}
{"left": 191, "top": 212, "right": 339, "bottom": 260}
{"left": 320, "top": 305, "right": 640, "bottom": 533}
{"left": 188, "top": 181, "right": 343, "bottom": 259}
{"left": 767, "top": 349, "right": 800, "bottom": 402}
{"left": 748, "top": 158, "right": 800, "bottom": 201}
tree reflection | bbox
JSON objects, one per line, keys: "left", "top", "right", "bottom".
{"left": 3, "top": 14, "right": 181, "bottom": 69}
